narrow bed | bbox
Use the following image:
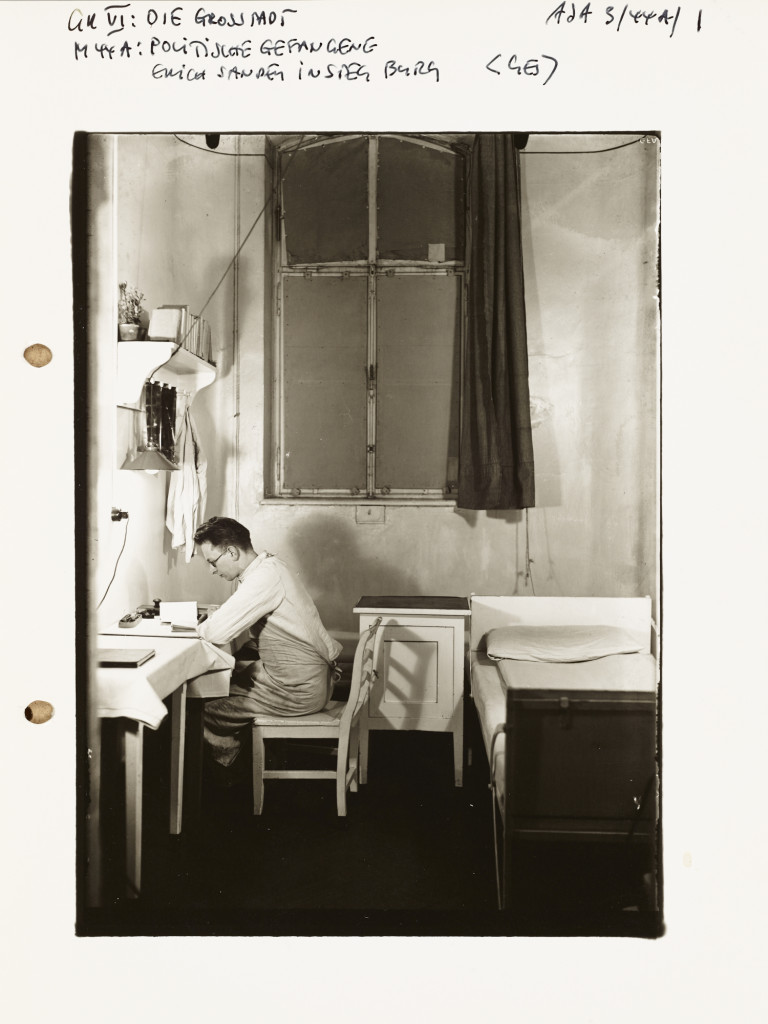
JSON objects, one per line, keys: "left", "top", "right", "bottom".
{"left": 469, "top": 596, "right": 660, "bottom": 914}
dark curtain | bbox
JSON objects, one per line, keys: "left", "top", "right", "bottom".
{"left": 458, "top": 133, "right": 535, "bottom": 510}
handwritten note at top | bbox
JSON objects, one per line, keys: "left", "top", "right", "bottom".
{"left": 545, "top": 3, "right": 702, "bottom": 37}
{"left": 66, "top": 2, "right": 706, "bottom": 88}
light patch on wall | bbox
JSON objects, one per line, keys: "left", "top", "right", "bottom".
{"left": 529, "top": 395, "right": 553, "bottom": 428}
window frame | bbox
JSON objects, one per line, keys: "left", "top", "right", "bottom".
{"left": 268, "top": 133, "right": 468, "bottom": 505}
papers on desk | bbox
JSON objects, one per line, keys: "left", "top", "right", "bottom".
{"left": 99, "top": 603, "right": 210, "bottom": 639}
{"left": 159, "top": 601, "right": 199, "bottom": 631}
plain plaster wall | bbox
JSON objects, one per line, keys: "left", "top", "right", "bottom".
{"left": 522, "top": 135, "right": 659, "bottom": 599}
{"left": 93, "top": 132, "right": 659, "bottom": 636}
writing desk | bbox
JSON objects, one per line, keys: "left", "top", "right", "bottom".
{"left": 96, "top": 626, "right": 233, "bottom": 896}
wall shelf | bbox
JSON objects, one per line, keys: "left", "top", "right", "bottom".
{"left": 116, "top": 340, "right": 216, "bottom": 407}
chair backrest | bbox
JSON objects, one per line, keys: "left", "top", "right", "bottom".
{"left": 340, "top": 616, "right": 382, "bottom": 724}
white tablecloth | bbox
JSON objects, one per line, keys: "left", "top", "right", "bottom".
{"left": 96, "top": 633, "right": 234, "bottom": 729}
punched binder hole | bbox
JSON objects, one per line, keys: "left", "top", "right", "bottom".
{"left": 24, "top": 344, "right": 52, "bottom": 367}
{"left": 25, "top": 701, "right": 54, "bottom": 724}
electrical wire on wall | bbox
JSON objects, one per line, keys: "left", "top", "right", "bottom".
{"left": 523, "top": 507, "right": 536, "bottom": 594}
{"left": 173, "top": 134, "right": 293, "bottom": 158}
{"left": 97, "top": 515, "right": 129, "bottom": 609}
{"left": 164, "top": 133, "right": 305, "bottom": 333}
{"left": 520, "top": 133, "right": 658, "bottom": 156}
{"left": 232, "top": 135, "right": 242, "bottom": 520}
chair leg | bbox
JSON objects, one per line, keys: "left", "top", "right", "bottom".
{"left": 348, "top": 721, "right": 360, "bottom": 793}
{"left": 335, "top": 736, "right": 350, "bottom": 816}
{"left": 359, "top": 714, "right": 370, "bottom": 785}
{"left": 252, "top": 726, "right": 265, "bottom": 815}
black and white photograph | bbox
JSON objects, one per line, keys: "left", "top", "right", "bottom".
{"left": 74, "top": 129, "right": 661, "bottom": 937}
{"left": 3, "top": 1, "right": 767, "bottom": 1020}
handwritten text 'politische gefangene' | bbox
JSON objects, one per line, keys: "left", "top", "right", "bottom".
{"left": 68, "top": 6, "right": 443, "bottom": 82}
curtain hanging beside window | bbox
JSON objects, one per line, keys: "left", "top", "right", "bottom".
{"left": 458, "top": 133, "right": 535, "bottom": 510}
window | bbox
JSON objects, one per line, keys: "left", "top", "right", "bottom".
{"left": 270, "top": 134, "right": 467, "bottom": 501}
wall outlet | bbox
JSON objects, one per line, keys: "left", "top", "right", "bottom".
{"left": 355, "top": 505, "right": 385, "bottom": 525}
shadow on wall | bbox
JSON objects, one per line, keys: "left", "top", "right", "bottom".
{"left": 284, "top": 515, "right": 422, "bottom": 631}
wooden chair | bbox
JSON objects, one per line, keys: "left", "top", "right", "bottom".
{"left": 251, "top": 617, "right": 382, "bottom": 816}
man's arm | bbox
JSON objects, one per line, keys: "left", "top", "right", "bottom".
{"left": 198, "top": 566, "right": 283, "bottom": 645}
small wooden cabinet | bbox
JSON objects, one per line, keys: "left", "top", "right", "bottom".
{"left": 354, "top": 596, "right": 471, "bottom": 786}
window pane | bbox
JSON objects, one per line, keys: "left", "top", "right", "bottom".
{"left": 378, "top": 138, "right": 465, "bottom": 262}
{"left": 282, "top": 275, "right": 368, "bottom": 492}
{"left": 375, "top": 275, "right": 461, "bottom": 490}
{"left": 282, "top": 137, "right": 368, "bottom": 264}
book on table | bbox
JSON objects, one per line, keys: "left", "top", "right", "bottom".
{"left": 98, "top": 649, "right": 156, "bottom": 668}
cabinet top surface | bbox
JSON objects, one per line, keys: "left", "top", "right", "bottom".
{"left": 355, "top": 595, "right": 470, "bottom": 613}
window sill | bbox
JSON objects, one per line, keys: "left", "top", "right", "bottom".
{"left": 260, "top": 497, "right": 458, "bottom": 508}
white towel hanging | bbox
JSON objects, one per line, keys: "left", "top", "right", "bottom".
{"left": 165, "top": 402, "right": 207, "bottom": 562}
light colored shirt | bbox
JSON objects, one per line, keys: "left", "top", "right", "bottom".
{"left": 198, "top": 553, "right": 342, "bottom": 703}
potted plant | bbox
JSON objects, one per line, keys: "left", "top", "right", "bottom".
{"left": 118, "top": 282, "right": 145, "bottom": 340}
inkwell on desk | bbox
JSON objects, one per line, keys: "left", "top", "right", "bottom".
{"left": 119, "top": 599, "right": 160, "bottom": 628}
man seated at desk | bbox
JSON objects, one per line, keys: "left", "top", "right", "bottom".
{"left": 193, "top": 516, "right": 342, "bottom": 772}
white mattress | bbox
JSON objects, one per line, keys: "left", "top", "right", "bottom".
{"left": 471, "top": 651, "right": 658, "bottom": 808}
{"left": 495, "top": 652, "right": 657, "bottom": 692}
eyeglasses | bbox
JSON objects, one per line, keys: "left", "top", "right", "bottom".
{"left": 206, "top": 548, "right": 229, "bottom": 569}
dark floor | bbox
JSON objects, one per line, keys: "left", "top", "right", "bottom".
{"left": 79, "top": 701, "right": 661, "bottom": 937}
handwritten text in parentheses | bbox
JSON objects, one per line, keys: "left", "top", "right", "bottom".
{"left": 485, "top": 53, "right": 559, "bottom": 86}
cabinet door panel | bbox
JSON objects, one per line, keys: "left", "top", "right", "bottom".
{"left": 370, "top": 625, "right": 453, "bottom": 720}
